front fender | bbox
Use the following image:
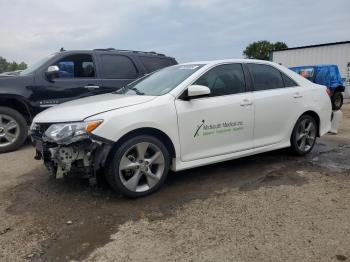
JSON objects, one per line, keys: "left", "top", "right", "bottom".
{"left": 0, "top": 94, "right": 34, "bottom": 121}
{"left": 87, "top": 95, "right": 181, "bottom": 158}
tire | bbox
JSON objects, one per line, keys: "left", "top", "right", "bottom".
{"left": 290, "top": 115, "right": 317, "bottom": 156}
{"left": 331, "top": 91, "right": 343, "bottom": 111}
{"left": 0, "top": 106, "right": 28, "bottom": 153}
{"left": 106, "top": 135, "right": 170, "bottom": 198}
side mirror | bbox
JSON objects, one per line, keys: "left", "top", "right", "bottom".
{"left": 45, "top": 65, "right": 59, "bottom": 81}
{"left": 186, "top": 85, "right": 211, "bottom": 99}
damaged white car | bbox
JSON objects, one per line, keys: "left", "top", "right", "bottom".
{"left": 31, "top": 59, "right": 332, "bottom": 197}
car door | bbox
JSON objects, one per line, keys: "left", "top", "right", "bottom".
{"left": 175, "top": 63, "right": 254, "bottom": 162}
{"left": 98, "top": 54, "right": 142, "bottom": 92}
{"left": 246, "top": 63, "right": 303, "bottom": 148}
{"left": 31, "top": 53, "right": 102, "bottom": 110}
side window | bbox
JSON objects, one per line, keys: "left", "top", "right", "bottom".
{"left": 281, "top": 73, "right": 298, "bottom": 87}
{"left": 247, "top": 64, "right": 284, "bottom": 91}
{"left": 194, "top": 64, "right": 246, "bottom": 97}
{"left": 55, "top": 54, "right": 95, "bottom": 78}
{"left": 100, "top": 55, "right": 138, "bottom": 79}
{"left": 140, "top": 56, "right": 176, "bottom": 73}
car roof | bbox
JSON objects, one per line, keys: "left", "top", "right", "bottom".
{"left": 180, "top": 59, "right": 279, "bottom": 66}
{"left": 176, "top": 58, "right": 313, "bottom": 87}
{"left": 56, "top": 49, "right": 175, "bottom": 59}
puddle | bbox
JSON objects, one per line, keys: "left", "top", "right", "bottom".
{"left": 310, "top": 140, "right": 350, "bottom": 172}
{"left": 239, "top": 170, "right": 308, "bottom": 191}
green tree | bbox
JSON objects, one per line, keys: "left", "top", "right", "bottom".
{"left": 0, "top": 56, "right": 27, "bottom": 73}
{"left": 17, "top": 62, "right": 27, "bottom": 70}
{"left": 0, "top": 57, "right": 8, "bottom": 73}
{"left": 273, "top": 41, "right": 288, "bottom": 51}
{"left": 243, "top": 40, "right": 288, "bottom": 60}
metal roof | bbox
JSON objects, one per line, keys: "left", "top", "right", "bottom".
{"left": 272, "top": 41, "right": 350, "bottom": 52}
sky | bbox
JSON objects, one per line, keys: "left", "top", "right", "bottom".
{"left": 0, "top": 0, "right": 349, "bottom": 65}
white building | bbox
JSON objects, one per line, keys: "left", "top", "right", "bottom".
{"left": 271, "top": 41, "right": 350, "bottom": 97}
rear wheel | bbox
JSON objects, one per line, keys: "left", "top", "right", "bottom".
{"left": 331, "top": 91, "right": 343, "bottom": 111}
{"left": 0, "top": 106, "right": 28, "bottom": 153}
{"left": 290, "top": 115, "right": 317, "bottom": 155}
{"left": 106, "top": 135, "right": 170, "bottom": 198}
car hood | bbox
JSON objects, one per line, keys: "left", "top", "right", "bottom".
{"left": 0, "top": 75, "right": 34, "bottom": 92}
{"left": 0, "top": 74, "right": 26, "bottom": 80}
{"left": 0, "top": 72, "right": 20, "bottom": 77}
{"left": 34, "top": 93, "right": 156, "bottom": 123}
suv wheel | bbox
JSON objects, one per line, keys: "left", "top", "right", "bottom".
{"left": 0, "top": 107, "right": 28, "bottom": 153}
{"left": 106, "top": 135, "right": 170, "bottom": 198}
{"left": 331, "top": 91, "right": 343, "bottom": 111}
{"left": 290, "top": 115, "right": 317, "bottom": 155}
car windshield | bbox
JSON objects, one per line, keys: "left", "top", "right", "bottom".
{"left": 117, "top": 64, "right": 204, "bottom": 96}
{"left": 20, "top": 53, "right": 56, "bottom": 76}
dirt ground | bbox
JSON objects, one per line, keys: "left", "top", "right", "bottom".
{"left": 1, "top": 103, "right": 350, "bottom": 262}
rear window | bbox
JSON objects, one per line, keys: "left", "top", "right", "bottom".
{"left": 247, "top": 64, "right": 284, "bottom": 91}
{"left": 282, "top": 73, "right": 298, "bottom": 87}
{"left": 100, "top": 55, "right": 138, "bottom": 79}
{"left": 140, "top": 56, "right": 177, "bottom": 73}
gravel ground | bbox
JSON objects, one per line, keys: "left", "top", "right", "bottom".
{"left": 86, "top": 169, "right": 350, "bottom": 262}
{"left": 0, "top": 102, "right": 349, "bottom": 262}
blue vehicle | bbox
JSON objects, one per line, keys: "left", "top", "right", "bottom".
{"left": 290, "top": 64, "right": 344, "bottom": 110}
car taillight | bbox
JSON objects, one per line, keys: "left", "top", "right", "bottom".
{"left": 326, "top": 88, "right": 332, "bottom": 97}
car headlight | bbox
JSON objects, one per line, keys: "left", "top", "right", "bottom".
{"left": 43, "top": 120, "right": 103, "bottom": 144}
{"left": 30, "top": 122, "right": 37, "bottom": 131}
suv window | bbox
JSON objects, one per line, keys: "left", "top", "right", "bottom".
{"left": 54, "top": 54, "right": 95, "bottom": 78}
{"left": 194, "top": 64, "right": 246, "bottom": 97}
{"left": 140, "top": 56, "right": 176, "bottom": 72}
{"left": 247, "top": 64, "right": 284, "bottom": 91}
{"left": 100, "top": 55, "right": 138, "bottom": 79}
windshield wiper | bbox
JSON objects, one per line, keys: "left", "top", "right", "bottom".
{"left": 114, "top": 86, "right": 126, "bottom": 94}
{"left": 113, "top": 86, "right": 145, "bottom": 95}
{"left": 129, "top": 87, "right": 145, "bottom": 95}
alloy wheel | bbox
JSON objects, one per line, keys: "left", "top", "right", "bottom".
{"left": 118, "top": 142, "right": 165, "bottom": 193}
{"left": 295, "top": 118, "right": 316, "bottom": 152}
{"left": 0, "top": 114, "right": 20, "bottom": 148}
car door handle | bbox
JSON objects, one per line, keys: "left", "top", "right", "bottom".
{"left": 84, "top": 85, "right": 100, "bottom": 89}
{"left": 293, "top": 93, "right": 303, "bottom": 98}
{"left": 240, "top": 99, "right": 253, "bottom": 107}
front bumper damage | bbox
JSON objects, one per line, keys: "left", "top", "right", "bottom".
{"left": 33, "top": 127, "right": 113, "bottom": 183}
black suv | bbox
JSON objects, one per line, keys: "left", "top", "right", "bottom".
{"left": 0, "top": 48, "right": 177, "bottom": 153}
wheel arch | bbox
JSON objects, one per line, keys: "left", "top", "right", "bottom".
{"left": 111, "top": 127, "right": 177, "bottom": 160}
{"left": 0, "top": 95, "right": 33, "bottom": 124}
{"left": 299, "top": 110, "right": 321, "bottom": 137}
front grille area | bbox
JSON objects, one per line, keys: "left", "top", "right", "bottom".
{"left": 31, "top": 123, "right": 52, "bottom": 139}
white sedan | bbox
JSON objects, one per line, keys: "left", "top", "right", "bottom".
{"left": 31, "top": 59, "right": 332, "bottom": 197}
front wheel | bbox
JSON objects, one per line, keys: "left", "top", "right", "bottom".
{"left": 0, "top": 107, "right": 28, "bottom": 153}
{"left": 106, "top": 135, "right": 170, "bottom": 198}
{"left": 290, "top": 115, "right": 317, "bottom": 156}
{"left": 331, "top": 91, "right": 343, "bottom": 111}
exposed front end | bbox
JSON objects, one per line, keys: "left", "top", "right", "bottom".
{"left": 31, "top": 121, "right": 112, "bottom": 182}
